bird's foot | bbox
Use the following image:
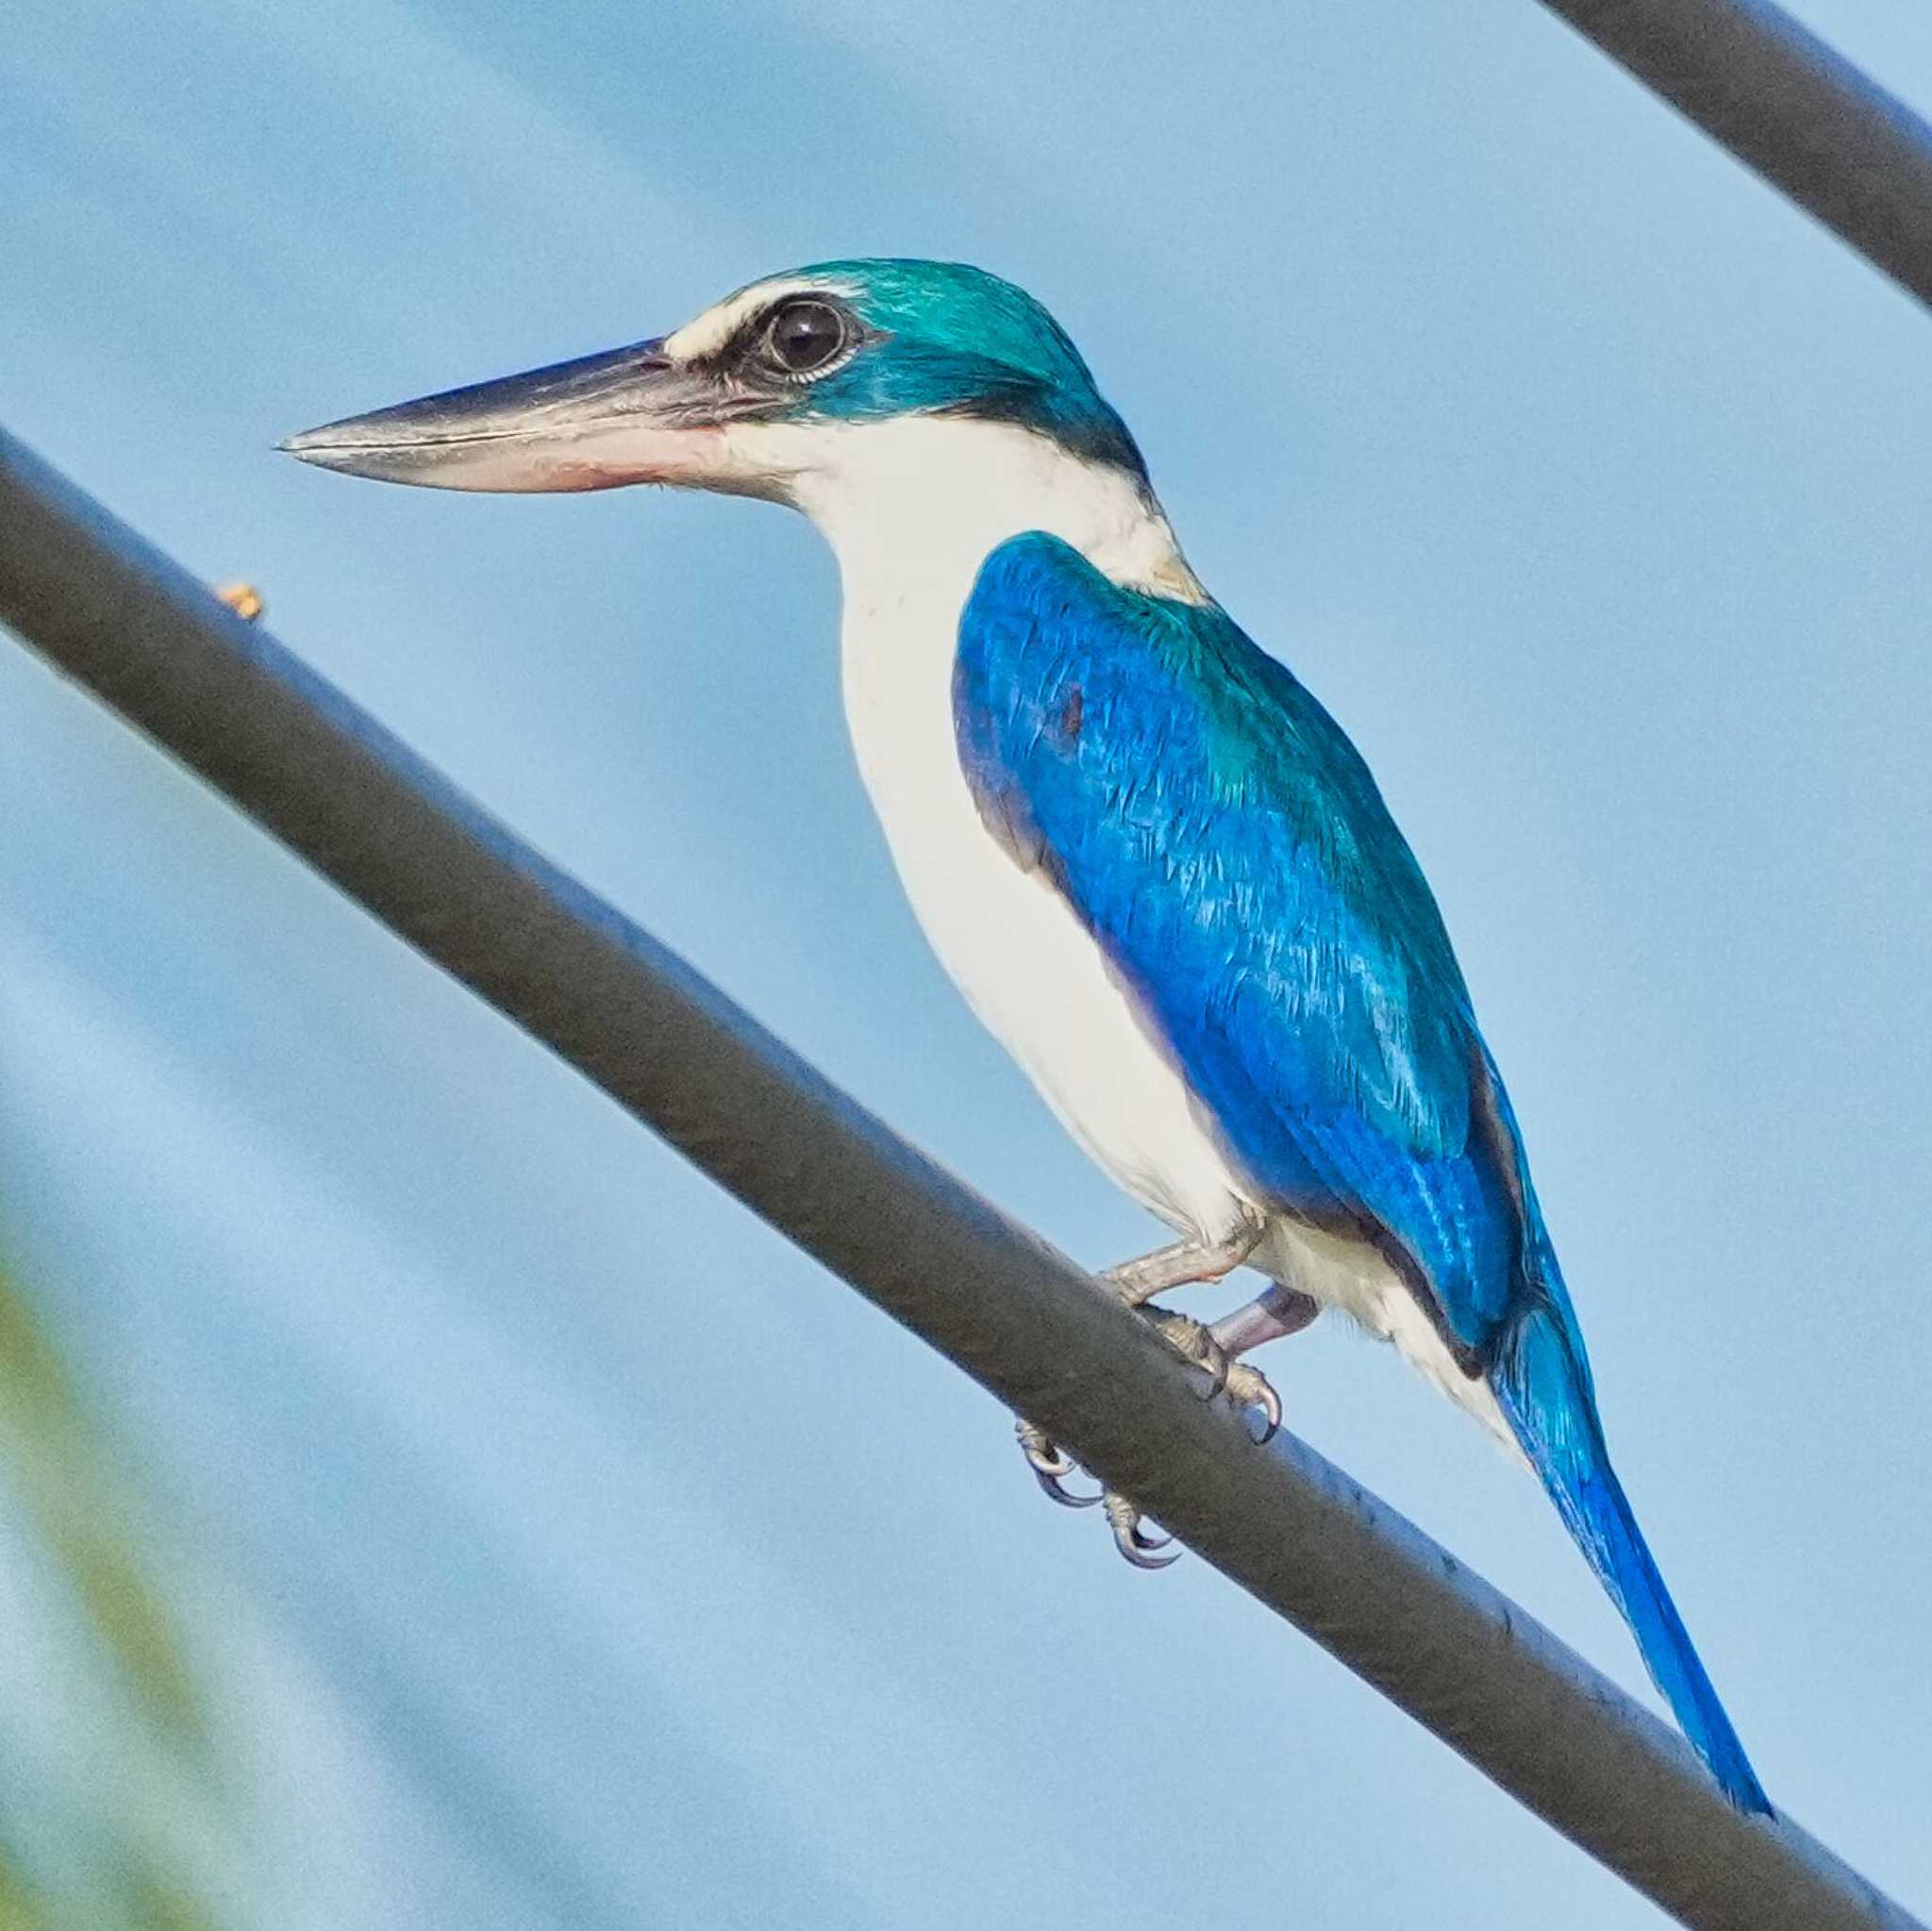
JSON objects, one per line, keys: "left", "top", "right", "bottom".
{"left": 1011, "top": 1300, "right": 1283, "bottom": 1568}
{"left": 1015, "top": 1417, "right": 1101, "bottom": 1507}
{"left": 1013, "top": 1422, "right": 1174, "bottom": 1567}
{"left": 1146, "top": 1308, "right": 1282, "bottom": 1443}
{"left": 1101, "top": 1490, "right": 1177, "bottom": 1570}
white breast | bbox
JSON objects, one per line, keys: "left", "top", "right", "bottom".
{"left": 783, "top": 416, "right": 1516, "bottom": 1447}
{"left": 793, "top": 419, "right": 1249, "bottom": 1240}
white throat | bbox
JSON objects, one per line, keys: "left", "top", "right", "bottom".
{"left": 781, "top": 415, "right": 1204, "bottom": 611}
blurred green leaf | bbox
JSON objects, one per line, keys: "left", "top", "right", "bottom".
{"left": 0, "top": 1251, "right": 227, "bottom": 1930}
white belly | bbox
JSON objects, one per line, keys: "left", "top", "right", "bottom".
{"left": 841, "top": 596, "right": 1252, "bottom": 1240}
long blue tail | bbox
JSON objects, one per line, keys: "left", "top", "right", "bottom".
{"left": 1491, "top": 1293, "right": 1770, "bottom": 1813}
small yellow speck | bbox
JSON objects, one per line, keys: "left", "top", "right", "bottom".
{"left": 212, "top": 580, "right": 264, "bottom": 622}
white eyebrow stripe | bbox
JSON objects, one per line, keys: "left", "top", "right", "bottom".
{"left": 662, "top": 276, "right": 862, "bottom": 364}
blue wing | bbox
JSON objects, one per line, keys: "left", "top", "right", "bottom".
{"left": 954, "top": 530, "right": 1526, "bottom": 1360}
{"left": 954, "top": 532, "right": 1767, "bottom": 1812}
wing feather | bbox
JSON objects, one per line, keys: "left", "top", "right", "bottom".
{"left": 954, "top": 532, "right": 1525, "bottom": 1354}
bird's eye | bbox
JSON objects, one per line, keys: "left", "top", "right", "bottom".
{"left": 763, "top": 299, "right": 849, "bottom": 376}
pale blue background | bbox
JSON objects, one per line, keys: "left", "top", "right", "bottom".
{"left": 3, "top": 3, "right": 1929, "bottom": 1924}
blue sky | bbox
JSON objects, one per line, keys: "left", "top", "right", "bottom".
{"left": 3, "top": 1, "right": 1930, "bottom": 1923}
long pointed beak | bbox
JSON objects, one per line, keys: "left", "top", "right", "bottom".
{"left": 279, "top": 339, "right": 726, "bottom": 492}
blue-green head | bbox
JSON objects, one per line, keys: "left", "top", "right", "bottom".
{"left": 280, "top": 258, "right": 1147, "bottom": 497}
{"left": 724, "top": 258, "right": 1144, "bottom": 474}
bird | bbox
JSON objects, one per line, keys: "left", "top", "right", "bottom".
{"left": 282, "top": 257, "right": 1768, "bottom": 1812}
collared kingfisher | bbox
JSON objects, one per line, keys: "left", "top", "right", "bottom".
{"left": 284, "top": 258, "right": 1768, "bottom": 1812}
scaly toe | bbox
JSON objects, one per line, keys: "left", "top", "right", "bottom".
{"left": 1224, "top": 1362, "right": 1283, "bottom": 1443}
{"left": 1102, "top": 1490, "right": 1178, "bottom": 1570}
{"left": 1016, "top": 1418, "right": 1101, "bottom": 1507}
{"left": 1147, "top": 1309, "right": 1230, "bottom": 1400}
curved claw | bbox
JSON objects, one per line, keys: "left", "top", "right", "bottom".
{"left": 1034, "top": 1463, "right": 1104, "bottom": 1508}
{"left": 1118, "top": 1539, "right": 1178, "bottom": 1572}
{"left": 1103, "top": 1493, "right": 1179, "bottom": 1570}
{"left": 1017, "top": 1420, "right": 1103, "bottom": 1507}
{"left": 1224, "top": 1364, "right": 1283, "bottom": 1444}
{"left": 1249, "top": 1378, "right": 1282, "bottom": 1443}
